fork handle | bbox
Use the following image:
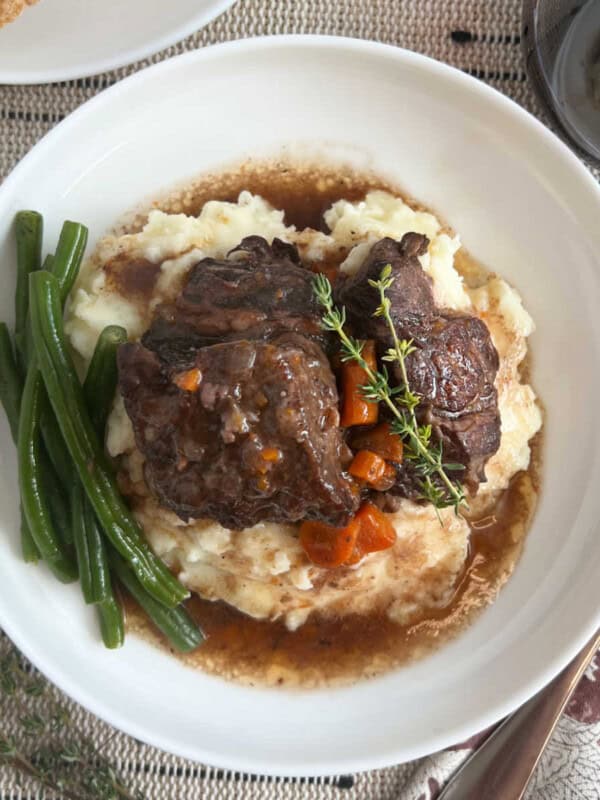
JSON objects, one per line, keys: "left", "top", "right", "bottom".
{"left": 437, "top": 629, "right": 600, "bottom": 800}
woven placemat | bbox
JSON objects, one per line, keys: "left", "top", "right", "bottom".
{"left": 1, "top": 1, "right": 599, "bottom": 799}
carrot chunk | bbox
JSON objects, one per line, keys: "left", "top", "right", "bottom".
{"left": 300, "top": 503, "right": 396, "bottom": 568}
{"left": 340, "top": 340, "right": 379, "bottom": 427}
{"left": 299, "top": 518, "right": 360, "bottom": 569}
{"left": 173, "top": 367, "right": 202, "bottom": 392}
{"left": 261, "top": 447, "right": 282, "bottom": 462}
{"left": 370, "top": 461, "right": 397, "bottom": 492}
{"left": 346, "top": 503, "right": 397, "bottom": 565}
{"left": 350, "top": 421, "right": 404, "bottom": 462}
{"left": 349, "top": 450, "right": 387, "bottom": 484}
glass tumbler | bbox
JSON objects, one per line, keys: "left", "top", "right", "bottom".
{"left": 523, "top": 0, "right": 600, "bottom": 165}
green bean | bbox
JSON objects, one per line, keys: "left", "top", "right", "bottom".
{"left": 83, "top": 325, "right": 127, "bottom": 435}
{"left": 0, "top": 322, "right": 22, "bottom": 444}
{"left": 83, "top": 496, "right": 110, "bottom": 599}
{"left": 79, "top": 326, "right": 127, "bottom": 645}
{"left": 17, "top": 360, "right": 77, "bottom": 583}
{"left": 15, "top": 212, "right": 42, "bottom": 369}
{"left": 71, "top": 325, "right": 127, "bottom": 642}
{"left": 36, "top": 224, "right": 88, "bottom": 490}
{"left": 39, "top": 399, "right": 74, "bottom": 489}
{"left": 80, "top": 325, "right": 127, "bottom": 646}
{"left": 81, "top": 325, "right": 126, "bottom": 602}
{"left": 110, "top": 552, "right": 204, "bottom": 653}
{"left": 0, "top": 322, "right": 42, "bottom": 563}
{"left": 2, "top": 216, "right": 82, "bottom": 430}
{"left": 20, "top": 517, "right": 40, "bottom": 564}
{"left": 71, "top": 483, "right": 110, "bottom": 604}
{"left": 42, "top": 453, "right": 74, "bottom": 551}
{"left": 22, "top": 257, "right": 54, "bottom": 371}
{"left": 10, "top": 217, "right": 83, "bottom": 568}
{"left": 51, "top": 221, "right": 88, "bottom": 303}
{"left": 97, "top": 595, "right": 124, "bottom": 650}
{"left": 71, "top": 484, "right": 92, "bottom": 600}
{"left": 22, "top": 320, "right": 34, "bottom": 375}
{"left": 30, "top": 271, "right": 188, "bottom": 607}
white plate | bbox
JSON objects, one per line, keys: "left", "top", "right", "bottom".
{"left": 1, "top": 36, "right": 600, "bottom": 777}
{"left": 0, "top": 0, "right": 236, "bottom": 84}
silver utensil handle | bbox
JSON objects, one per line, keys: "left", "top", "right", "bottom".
{"left": 437, "top": 629, "right": 600, "bottom": 800}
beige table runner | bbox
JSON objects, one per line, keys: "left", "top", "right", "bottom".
{"left": 1, "top": 1, "right": 599, "bottom": 798}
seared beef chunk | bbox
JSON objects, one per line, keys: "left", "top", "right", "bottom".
{"left": 403, "top": 313, "right": 500, "bottom": 488}
{"left": 141, "top": 317, "right": 216, "bottom": 371}
{"left": 170, "top": 236, "right": 323, "bottom": 340}
{"left": 405, "top": 314, "right": 497, "bottom": 414}
{"left": 335, "top": 234, "right": 435, "bottom": 340}
{"left": 339, "top": 233, "right": 501, "bottom": 493}
{"left": 118, "top": 334, "right": 358, "bottom": 529}
{"left": 143, "top": 234, "right": 333, "bottom": 370}
{"left": 119, "top": 226, "right": 501, "bottom": 527}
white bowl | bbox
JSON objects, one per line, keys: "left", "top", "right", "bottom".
{"left": 1, "top": 36, "right": 600, "bottom": 777}
{"left": 0, "top": 0, "right": 236, "bottom": 84}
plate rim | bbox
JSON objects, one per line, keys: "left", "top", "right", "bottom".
{"left": 0, "top": 0, "right": 237, "bottom": 84}
{"left": 1, "top": 34, "right": 600, "bottom": 776}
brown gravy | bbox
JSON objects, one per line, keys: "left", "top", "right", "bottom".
{"left": 147, "top": 160, "right": 402, "bottom": 232}
{"left": 124, "top": 453, "right": 539, "bottom": 687}
{"left": 104, "top": 254, "right": 161, "bottom": 301}
{"left": 119, "top": 160, "right": 542, "bottom": 687}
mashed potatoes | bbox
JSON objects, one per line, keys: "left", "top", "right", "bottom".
{"left": 65, "top": 189, "right": 542, "bottom": 631}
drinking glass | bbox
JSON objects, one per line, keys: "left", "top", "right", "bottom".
{"left": 523, "top": 0, "right": 600, "bottom": 165}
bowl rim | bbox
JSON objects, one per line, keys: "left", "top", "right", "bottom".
{"left": 1, "top": 34, "right": 600, "bottom": 776}
{"left": 0, "top": 0, "right": 237, "bottom": 84}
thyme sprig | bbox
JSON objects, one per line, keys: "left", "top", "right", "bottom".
{"left": 0, "top": 635, "right": 144, "bottom": 800}
{"left": 313, "top": 268, "right": 467, "bottom": 517}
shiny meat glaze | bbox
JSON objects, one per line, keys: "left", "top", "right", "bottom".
{"left": 118, "top": 334, "right": 359, "bottom": 529}
{"left": 117, "top": 230, "right": 501, "bottom": 528}
{"left": 141, "top": 236, "right": 329, "bottom": 368}
{"left": 336, "top": 234, "right": 435, "bottom": 339}
{"left": 171, "top": 236, "right": 323, "bottom": 340}
{"left": 337, "top": 233, "right": 501, "bottom": 495}
{"left": 406, "top": 313, "right": 500, "bottom": 489}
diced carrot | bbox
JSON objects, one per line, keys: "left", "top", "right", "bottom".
{"left": 349, "top": 450, "right": 396, "bottom": 490}
{"left": 173, "top": 367, "right": 202, "bottom": 392}
{"left": 261, "top": 447, "right": 282, "bottom": 462}
{"left": 299, "top": 518, "right": 360, "bottom": 569}
{"left": 340, "top": 340, "right": 379, "bottom": 427}
{"left": 257, "top": 448, "right": 282, "bottom": 474}
{"left": 357, "top": 503, "right": 397, "bottom": 547}
{"left": 349, "top": 450, "right": 387, "bottom": 484}
{"left": 256, "top": 476, "right": 270, "bottom": 493}
{"left": 370, "top": 461, "right": 397, "bottom": 492}
{"left": 346, "top": 503, "right": 397, "bottom": 565}
{"left": 300, "top": 503, "right": 396, "bottom": 569}
{"left": 350, "top": 421, "right": 404, "bottom": 462}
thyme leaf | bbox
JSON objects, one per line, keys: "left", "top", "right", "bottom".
{"left": 0, "top": 637, "right": 144, "bottom": 800}
{"left": 313, "top": 269, "right": 467, "bottom": 517}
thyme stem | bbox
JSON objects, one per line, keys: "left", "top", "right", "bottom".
{"left": 370, "top": 270, "right": 466, "bottom": 511}
{"left": 0, "top": 637, "right": 143, "bottom": 800}
{"left": 313, "top": 269, "right": 467, "bottom": 516}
